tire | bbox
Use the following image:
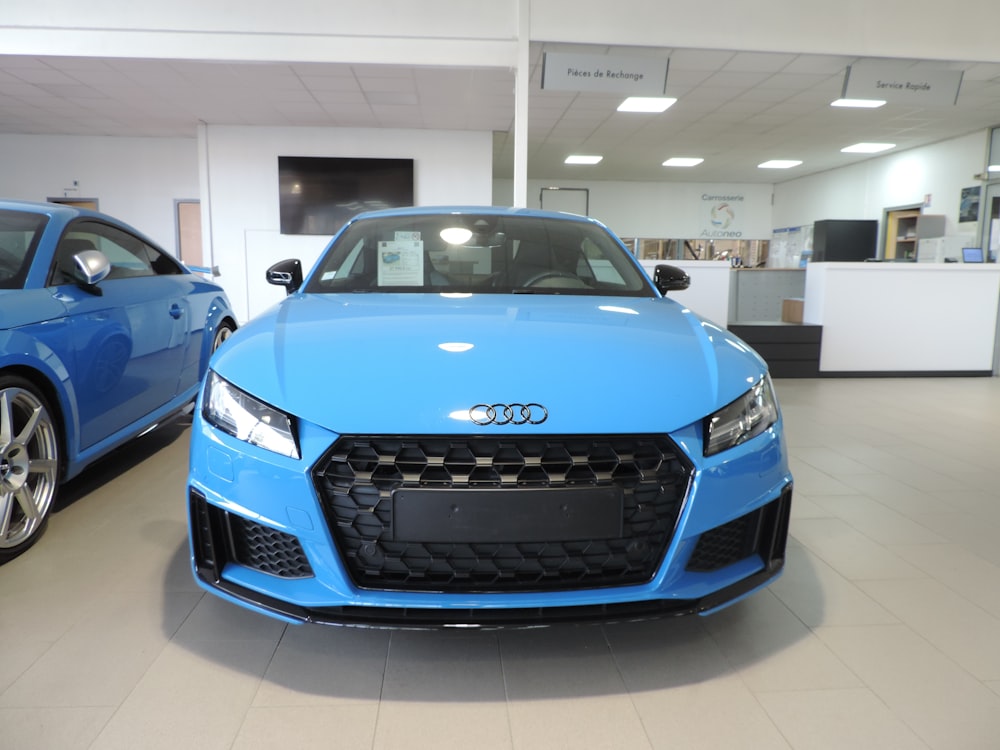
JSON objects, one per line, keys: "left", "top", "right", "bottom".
{"left": 211, "top": 320, "right": 235, "bottom": 352}
{"left": 0, "top": 376, "right": 60, "bottom": 564}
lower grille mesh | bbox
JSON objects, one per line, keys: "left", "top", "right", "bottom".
{"left": 685, "top": 514, "right": 757, "bottom": 572}
{"left": 229, "top": 516, "right": 314, "bottom": 579}
{"left": 313, "top": 435, "right": 692, "bottom": 593}
{"left": 686, "top": 487, "right": 793, "bottom": 573}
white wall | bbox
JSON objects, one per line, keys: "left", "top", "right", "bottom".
{"left": 0, "top": 134, "right": 198, "bottom": 253}
{"left": 493, "top": 179, "right": 775, "bottom": 239}
{"left": 773, "top": 131, "right": 987, "bottom": 237}
{"left": 202, "top": 125, "right": 494, "bottom": 321}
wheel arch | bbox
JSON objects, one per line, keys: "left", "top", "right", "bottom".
{"left": 199, "top": 294, "right": 238, "bottom": 377}
{"left": 0, "top": 364, "right": 72, "bottom": 482}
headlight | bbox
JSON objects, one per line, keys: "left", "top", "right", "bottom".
{"left": 202, "top": 371, "right": 299, "bottom": 459}
{"left": 704, "top": 376, "right": 779, "bottom": 456}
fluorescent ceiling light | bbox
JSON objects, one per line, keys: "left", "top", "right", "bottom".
{"left": 617, "top": 97, "right": 677, "bottom": 113}
{"left": 758, "top": 160, "right": 803, "bottom": 169}
{"left": 564, "top": 154, "right": 603, "bottom": 165}
{"left": 831, "top": 98, "right": 887, "bottom": 108}
{"left": 841, "top": 142, "right": 896, "bottom": 154}
{"left": 440, "top": 227, "right": 473, "bottom": 245}
{"left": 662, "top": 157, "right": 704, "bottom": 167}
{"left": 988, "top": 164, "right": 1000, "bottom": 172}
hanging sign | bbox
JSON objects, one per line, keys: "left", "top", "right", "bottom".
{"left": 542, "top": 52, "right": 668, "bottom": 95}
{"left": 842, "top": 61, "right": 963, "bottom": 105}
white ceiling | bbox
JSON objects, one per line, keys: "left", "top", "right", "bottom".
{"left": 2, "top": 43, "right": 1000, "bottom": 184}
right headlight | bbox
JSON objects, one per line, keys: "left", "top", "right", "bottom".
{"left": 202, "top": 370, "right": 300, "bottom": 459}
{"left": 704, "top": 376, "right": 779, "bottom": 457}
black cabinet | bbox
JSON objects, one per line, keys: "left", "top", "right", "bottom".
{"left": 729, "top": 323, "right": 822, "bottom": 378}
{"left": 812, "top": 220, "right": 877, "bottom": 262}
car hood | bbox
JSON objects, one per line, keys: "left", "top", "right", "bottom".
{"left": 212, "top": 293, "right": 767, "bottom": 436}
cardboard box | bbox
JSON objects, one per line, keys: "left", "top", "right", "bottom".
{"left": 781, "top": 298, "right": 804, "bottom": 324}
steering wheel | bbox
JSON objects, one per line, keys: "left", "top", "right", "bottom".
{"left": 521, "top": 270, "right": 588, "bottom": 288}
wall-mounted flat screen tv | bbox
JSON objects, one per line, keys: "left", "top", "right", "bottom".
{"left": 278, "top": 156, "right": 414, "bottom": 235}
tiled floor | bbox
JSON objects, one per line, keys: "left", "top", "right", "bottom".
{"left": 3, "top": 377, "right": 1000, "bottom": 749}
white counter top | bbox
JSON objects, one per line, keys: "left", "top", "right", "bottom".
{"left": 803, "top": 262, "right": 1000, "bottom": 374}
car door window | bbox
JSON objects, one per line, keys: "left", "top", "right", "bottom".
{"left": 0, "top": 209, "right": 47, "bottom": 289}
{"left": 51, "top": 221, "right": 183, "bottom": 285}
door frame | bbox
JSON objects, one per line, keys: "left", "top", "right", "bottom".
{"left": 880, "top": 203, "right": 923, "bottom": 260}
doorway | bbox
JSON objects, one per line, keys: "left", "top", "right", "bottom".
{"left": 175, "top": 199, "right": 204, "bottom": 269}
{"left": 979, "top": 183, "right": 1000, "bottom": 262}
{"left": 881, "top": 204, "right": 923, "bottom": 260}
{"left": 47, "top": 197, "right": 99, "bottom": 211}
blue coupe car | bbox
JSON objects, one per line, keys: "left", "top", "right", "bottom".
{"left": 188, "top": 206, "right": 791, "bottom": 627}
{"left": 0, "top": 199, "right": 236, "bottom": 563}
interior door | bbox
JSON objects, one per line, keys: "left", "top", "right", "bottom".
{"left": 980, "top": 183, "right": 1000, "bottom": 262}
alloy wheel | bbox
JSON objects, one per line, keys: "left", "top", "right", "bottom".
{"left": 0, "top": 386, "right": 59, "bottom": 552}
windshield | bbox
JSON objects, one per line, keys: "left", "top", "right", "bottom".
{"left": 303, "top": 213, "right": 654, "bottom": 296}
{"left": 0, "top": 209, "right": 47, "bottom": 289}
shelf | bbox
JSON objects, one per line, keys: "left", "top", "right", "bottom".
{"left": 884, "top": 211, "right": 944, "bottom": 260}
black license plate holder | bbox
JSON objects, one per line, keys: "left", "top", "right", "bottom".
{"left": 392, "top": 487, "right": 623, "bottom": 543}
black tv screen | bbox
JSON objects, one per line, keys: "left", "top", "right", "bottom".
{"left": 278, "top": 156, "right": 414, "bottom": 235}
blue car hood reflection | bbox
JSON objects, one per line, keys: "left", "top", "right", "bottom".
{"left": 212, "top": 293, "right": 767, "bottom": 435}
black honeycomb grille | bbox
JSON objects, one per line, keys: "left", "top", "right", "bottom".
{"left": 684, "top": 489, "right": 793, "bottom": 574}
{"left": 685, "top": 514, "right": 756, "bottom": 572}
{"left": 229, "top": 516, "right": 314, "bottom": 578}
{"left": 313, "top": 435, "right": 692, "bottom": 593}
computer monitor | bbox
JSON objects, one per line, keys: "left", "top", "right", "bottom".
{"left": 962, "top": 247, "right": 984, "bottom": 263}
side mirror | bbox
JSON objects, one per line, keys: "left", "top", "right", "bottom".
{"left": 653, "top": 264, "right": 690, "bottom": 295}
{"left": 72, "top": 249, "right": 111, "bottom": 288}
{"left": 266, "top": 259, "right": 303, "bottom": 294}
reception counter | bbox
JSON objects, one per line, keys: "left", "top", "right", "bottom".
{"left": 638, "top": 258, "right": 1000, "bottom": 376}
{"left": 803, "top": 262, "right": 1000, "bottom": 375}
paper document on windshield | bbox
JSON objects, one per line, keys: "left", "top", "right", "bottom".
{"left": 377, "top": 240, "right": 424, "bottom": 286}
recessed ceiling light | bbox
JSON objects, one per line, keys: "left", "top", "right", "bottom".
{"left": 831, "top": 98, "right": 887, "bottom": 108}
{"left": 564, "top": 155, "right": 603, "bottom": 165}
{"left": 758, "top": 160, "right": 803, "bottom": 169}
{"left": 841, "top": 142, "right": 896, "bottom": 154}
{"left": 662, "top": 157, "right": 704, "bottom": 167}
{"left": 617, "top": 97, "right": 677, "bottom": 113}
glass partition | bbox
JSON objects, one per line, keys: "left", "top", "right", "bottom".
{"left": 620, "top": 237, "right": 770, "bottom": 266}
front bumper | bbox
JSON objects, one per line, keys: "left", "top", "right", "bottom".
{"left": 190, "top": 484, "right": 790, "bottom": 627}
{"left": 187, "top": 413, "right": 793, "bottom": 628}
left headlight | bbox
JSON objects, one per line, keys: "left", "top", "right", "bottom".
{"left": 704, "top": 376, "right": 779, "bottom": 457}
{"left": 202, "top": 370, "right": 300, "bottom": 459}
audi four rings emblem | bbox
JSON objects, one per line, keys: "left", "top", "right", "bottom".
{"left": 470, "top": 403, "right": 548, "bottom": 425}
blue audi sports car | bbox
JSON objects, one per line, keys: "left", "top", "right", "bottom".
{"left": 188, "top": 206, "right": 791, "bottom": 627}
{"left": 0, "top": 199, "right": 236, "bottom": 563}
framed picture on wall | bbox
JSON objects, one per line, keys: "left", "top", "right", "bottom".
{"left": 960, "top": 186, "right": 980, "bottom": 223}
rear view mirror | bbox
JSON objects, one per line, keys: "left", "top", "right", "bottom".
{"left": 653, "top": 264, "right": 690, "bottom": 295}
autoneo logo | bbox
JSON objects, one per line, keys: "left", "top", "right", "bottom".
{"left": 701, "top": 194, "right": 743, "bottom": 238}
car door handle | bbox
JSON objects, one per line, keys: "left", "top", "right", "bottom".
{"left": 169, "top": 303, "right": 184, "bottom": 319}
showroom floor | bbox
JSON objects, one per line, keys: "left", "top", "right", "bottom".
{"left": 2, "top": 377, "right": 1000, "bottom": 749}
